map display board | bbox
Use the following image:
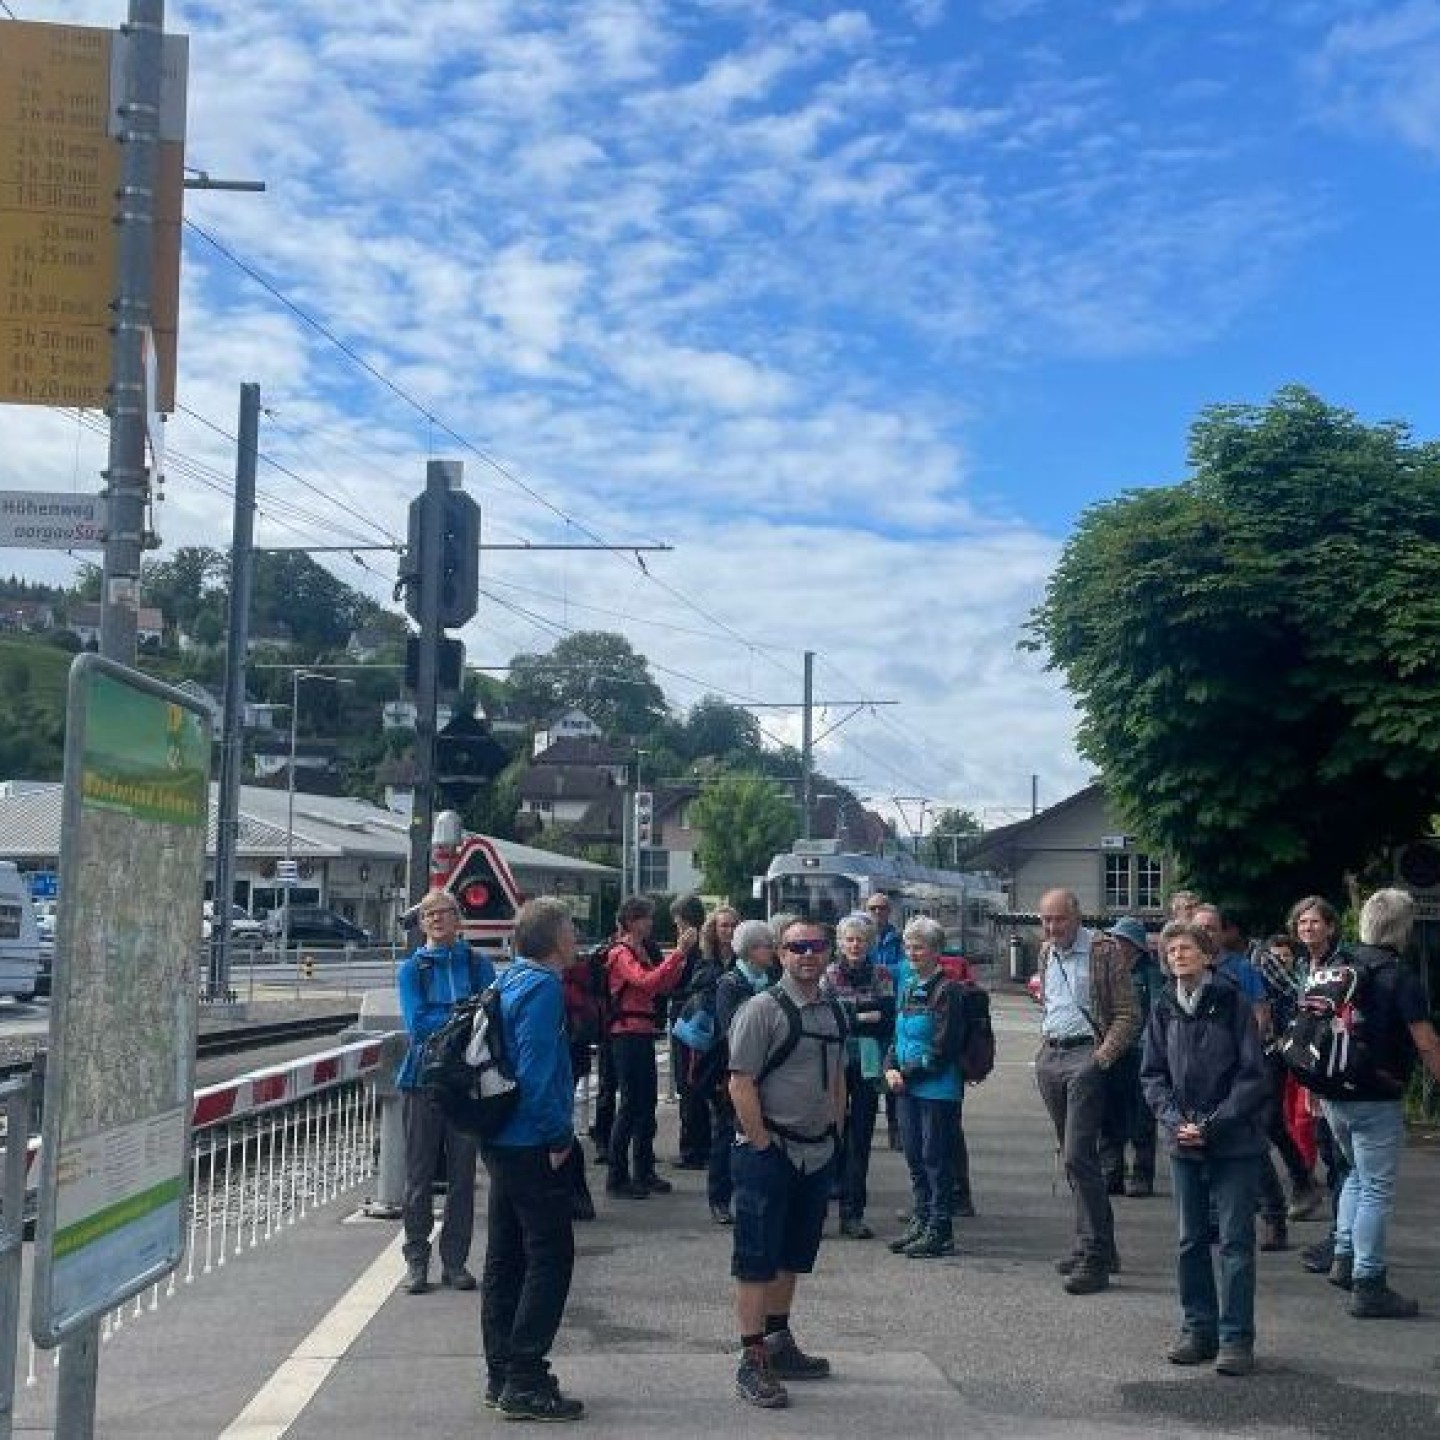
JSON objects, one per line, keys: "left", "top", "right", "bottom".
{"left": 31, "top": 656, "right": 210, "bottom": 1347}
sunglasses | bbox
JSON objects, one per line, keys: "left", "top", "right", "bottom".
{"left": 783, "top": 939, "right": 829, "bottom": 955}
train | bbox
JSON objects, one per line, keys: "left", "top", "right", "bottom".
{"left": 761, "top": 840, "right": 1009, "bottom": 966}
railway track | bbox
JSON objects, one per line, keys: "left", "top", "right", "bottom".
{"left": 0, "top": 1011, "right": 362, "bottom": 1083}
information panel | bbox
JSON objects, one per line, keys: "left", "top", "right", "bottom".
{"left": 0, "top": 20, "right": 186, "bottom": 409}
{"left": 31, "top": 656, "right": 210, "bottom": 1347}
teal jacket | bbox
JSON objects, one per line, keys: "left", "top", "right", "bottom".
{"left": 888, "top": 971, "right": 965, "bottom": 1102}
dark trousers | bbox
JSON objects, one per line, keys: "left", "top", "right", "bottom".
{"left": 1263, "top": 1053, "right": 1312, "bottom": 1188}
{"left": 837, "top": 1070, "right": 880, "bottom": 1222}
{"left": 708, "top": 1094, "right": 736, "bottom": 1208}
{"left": 402, "top": 1089, "right": 476, "bottom": 1270}
{"left": 898, "top": 1093, "right": 959, "bottom": 1229}
{"left": 608, "top": 1033, "right": 659, "bottom": 1182}
{"left": 1099, "top": 1048, "right": 1156, "bottom": 1186}
{"left": 952, "top": 1110, "right": 974, "bottom": 1209}
{"left": 480, "top": 1145, "right": 575, "bottom": 1390}
{"left": 1257, "top": 1149, "right": 1289, "bottom": 1223}
{"left": 589, "top": 1037, "right": 616, "bottom": 1154}
{"left": 1172, "top": 1153, "right": 1259, "bottom": 1347}
{"left": 673, "top": 1040, "right": 712, "bottom": 1163}
{"left": 1036, "top": 1043, "right": 1113, "bottom": 1260}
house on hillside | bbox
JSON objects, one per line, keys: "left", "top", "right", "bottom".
{"left": 70, "top": 601, "right": 165, "bottom": 652}
{"left": 532, "top": 708, "right": 602, "bottom": 757}
{"left": 574, "top": 783, "right": 703, "bottom": 895}
{"left": 518, "top": 763, "right": 616, "bottom": 828}
{"left": 532, "top": 736, "right": 630, "bottom": 784}
{"left": 962, "top": 782, "right": 1171, "bottom": 922}
{"left": 382, "top": 699, "right": 453, "bottom": 733}
{"left": 251, "top": 736, "right": 340, "bottom": 787}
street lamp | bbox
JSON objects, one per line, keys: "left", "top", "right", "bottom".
{"left": 282, "top": 670, "right": 352, "bottom": 956}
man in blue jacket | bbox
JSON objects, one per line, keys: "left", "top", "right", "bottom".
{"left": 481, "top": 897, "right": 584, "bottom": 1423}
{"left": 396, "top": 888, "right": 494, "bottom": 1296}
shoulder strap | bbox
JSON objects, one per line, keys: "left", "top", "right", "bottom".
{"left": 755, "top": 989, "right": 800, "bottom": 1086}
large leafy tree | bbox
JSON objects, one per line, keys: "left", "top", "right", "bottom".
{"left": 691, "top": 771, "right": 797, "bottom": 900}
{"left": 1027, "top": 386, "right": 1440, "bottom": 926}
{"left": 507, "top": 630, "right": 670, "bottom": 737}
{"left": 681, "top": 695, "right": 763, "bottom": 764}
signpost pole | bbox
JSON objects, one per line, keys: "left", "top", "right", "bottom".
{"left": 98, "top": 0, "right": 166, "bottom": 667}
{"left": 59, "top": 4, "right": 164, "bottom": 1427}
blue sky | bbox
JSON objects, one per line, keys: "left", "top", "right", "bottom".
{"left": 5, "top": 0, "right": 1440, "bottom": 827}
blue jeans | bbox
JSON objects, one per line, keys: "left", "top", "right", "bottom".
{"left": 898, "top": 1094, "right": 959, "bottom": 1228}
{"left": 1170, "top": 1153, "right": 1259, "bottom": 1347}
{"left": 1323, "top": 1099, "right": 1405, "bottom": 1281}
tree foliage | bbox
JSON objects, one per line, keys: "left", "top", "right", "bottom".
{"left": 681, "top": 695, "right": 762, "bottom": 763}
{"left": 1027, "top": 386, "right": 1440, "bottom": 925}
{"left": 690, "top": 771, "right": 797, "bottom": 900}
{"left": 920, "top": 807, "right": 982, "bottom": 868}
{"left": 507, "top": 630, "right": 670, "bottom": 737}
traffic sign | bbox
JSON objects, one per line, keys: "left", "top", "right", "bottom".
{"left": 0, "top": 491, "right": 103, "bottom": 550}
{"left": 435, "top": 711, "right": 509, "bottom": 806}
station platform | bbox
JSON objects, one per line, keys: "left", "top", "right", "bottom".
{"left": 11, "top": 994, "right": 1440, "bottom": 1438}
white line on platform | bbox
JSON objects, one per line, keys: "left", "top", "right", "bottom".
{"left": 218, "top": 1230, "right": 404, "bottom": 1440}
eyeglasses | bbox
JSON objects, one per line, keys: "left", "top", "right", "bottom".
{"left": 783, "top": 939, "right": 829, "bottom": 955}
{"left": 421, "top": 908, "right": 459, "bottom": 920}
{"left": 867, "top": 904, "right": 890, "bottom": 913}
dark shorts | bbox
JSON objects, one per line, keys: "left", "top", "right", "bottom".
{"left": 730, "top": 1141, "right": 833, "bottom": 1284}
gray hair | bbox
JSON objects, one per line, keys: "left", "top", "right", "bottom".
{"left": 836, "top": 912, "right": 876, "bottom": 946}
{"left": 903, "top": 914, "right": 946, "bottom": 952}
{"left": 1359, "top": 888, "right": 1414, "bottom": 952}
{"left": 513, "top": 896, "right": 574, "bottom": 960}
{"left": 769, "top": 911, "right": 798, "bottom": 944}
{"left": 732, "top": 919, "right": 776, "bottom": 962}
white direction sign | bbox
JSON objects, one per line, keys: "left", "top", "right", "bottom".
{"left": 0, "top": 490, "right": 103, "bottom": 550}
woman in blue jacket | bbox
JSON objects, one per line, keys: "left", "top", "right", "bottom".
{"left": 883, "top": 916, "right": 966, "bottom": 1260}
{"left": 1141, "top": 918, "right": 1269, "bottom": 1378}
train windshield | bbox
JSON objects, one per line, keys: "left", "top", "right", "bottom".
{"left": 768, "top": 873, "right": 859, "bottom": 927}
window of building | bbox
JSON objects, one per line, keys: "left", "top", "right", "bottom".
{"left": 638, "top": 847, "right": 669, "bottom": 893}
{"left": 1103, "top": 853, "right": 1131, "bottom": 909}
{"left": 1136, "top": 854, "right": 1164, "bottom": 910}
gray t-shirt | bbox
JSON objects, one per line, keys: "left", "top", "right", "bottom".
{"left": 727, "top": 972, "right": 844, "bottom": 1174}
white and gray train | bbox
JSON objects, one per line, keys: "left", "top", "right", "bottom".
{"left": 762, "top": 841, "right": 1008, "bottom": 966}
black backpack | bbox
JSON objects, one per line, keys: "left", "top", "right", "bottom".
{"left": 954, "top": 981, "right": 996, "bottom": 1084}
{"left": 755, "top": 988, "right": 848, "bottom": 1092}
{"left": 1277, "top": 952, "right": 1401, "bottom": 1100}
{"left": 418, "top": 983, "right": 520, "bottom": 1139}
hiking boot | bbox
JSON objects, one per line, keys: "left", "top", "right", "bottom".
{"left": 639, "top": 1173, "right": 673, "bottom": 1195}
{"left": 888, "top": 1217, "right": 926, "bottom": 1253}
{"left": 605, "top": 1177, "right": 650, "bottom": 1200}
{"left": 482, "top": 1376, "right": 504, "bottom": 1410}
{"left": 440, "top": 1266, "right": 477, "bottom": 1291}
{"left": 1125, "top": 1174, "right": 1154, "bottom": 1198}
{"left": 904, "top": 1226, "right": 956, "bottom": 1260}
{"left": 736, "top": 1352, "right": 788, "bottom": 1408}
{"left": 1260, "top": 1217, "right": 1288, "bottom": 1252}
{"left": 1215, "top": 1343, "right": 1255, "bottom": 1377}
{"left": 1063, "top": 1260, "right": 1111, "bottom": 1295}
{"left": 1327, "top": 1252, "right": 1354, "bottom": 1291}
{"left": 952, "top": 1196, "right": 977, "bottom": 1218}
{"left": 1301, "top": 1237, "right": 1335, "bottom": 1274}
{"left": 710, "top": 1203, "right": 733, "bottom": 1226}
{"left": 404, "top": 1259, "right": 430, "bottom": 1295}
{"left": 839, "top": 1217, "right": 874, "bottom": 1240}
{"left": 1287, "top": 1178, "right": 1326, "bottom": 1222}
{"left": 496, "top": 1380, "right": 584, "bottom": 1421}
{"left": 1166, "top": 1331, "right": 1218, "bottom": 1365}
{"left": 1350, "top": 1272, "right": 1420, "bottom": 1319}
{"left": 765, "top": 1330, "right": 831, "bottom": 1380}
{"left": 1056, "top": 1246, "right": 1120, "bottom": 1276}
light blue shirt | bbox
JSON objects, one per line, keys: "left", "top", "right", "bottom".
{"left": 1043, "top": 927, "right": 1096, "bottom": 1041}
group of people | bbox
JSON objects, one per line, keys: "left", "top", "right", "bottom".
{"left": 1035, "top": 883, "right": 1440, "bottom": 1379}
{"left": 392, "top": 876, "right": 1440, "bottom": 1419}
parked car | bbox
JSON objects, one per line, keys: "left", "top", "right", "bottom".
{"left": 267, "top": 906, "right": 372, "bottom": 948}
{"left": 202, "top": 901, "right": 266, "bottom": 946}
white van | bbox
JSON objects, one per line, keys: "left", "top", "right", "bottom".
{"left": 0, "top": 864, "right": 42, "bottom": 1002}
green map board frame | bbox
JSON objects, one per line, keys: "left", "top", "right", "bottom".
{"left": 30, "top": 655, "right": 211, "bottom": 1347}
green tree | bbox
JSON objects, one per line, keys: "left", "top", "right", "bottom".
{"left": 1026, "top": 386, "right": 1440, "bottom": 925}
{"left": 681, "top": 695, "right": 762, "bottom": 764}
{"left": 142, "top": 545, "right": 227, "bottom": 638}
{"left": 507, "top": 631, "right": 670, "bottom": 737}
{"left": 690, "top": 771, "right": 797, "bottom": 900}
{"left": 921, "top": 807, "right": 982, "bottom": 868}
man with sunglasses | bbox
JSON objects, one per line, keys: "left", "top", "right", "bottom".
{"left": 726, "top": 919, "right": 847, "bottom": 1409}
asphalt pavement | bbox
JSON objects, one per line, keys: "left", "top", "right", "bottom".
{"left": 9, "top": 990, "right": 1440, "bottom": 1438}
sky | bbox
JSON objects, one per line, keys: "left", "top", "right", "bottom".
{"left": 4, "top": 0, "right": 1440, "bottom": 831}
